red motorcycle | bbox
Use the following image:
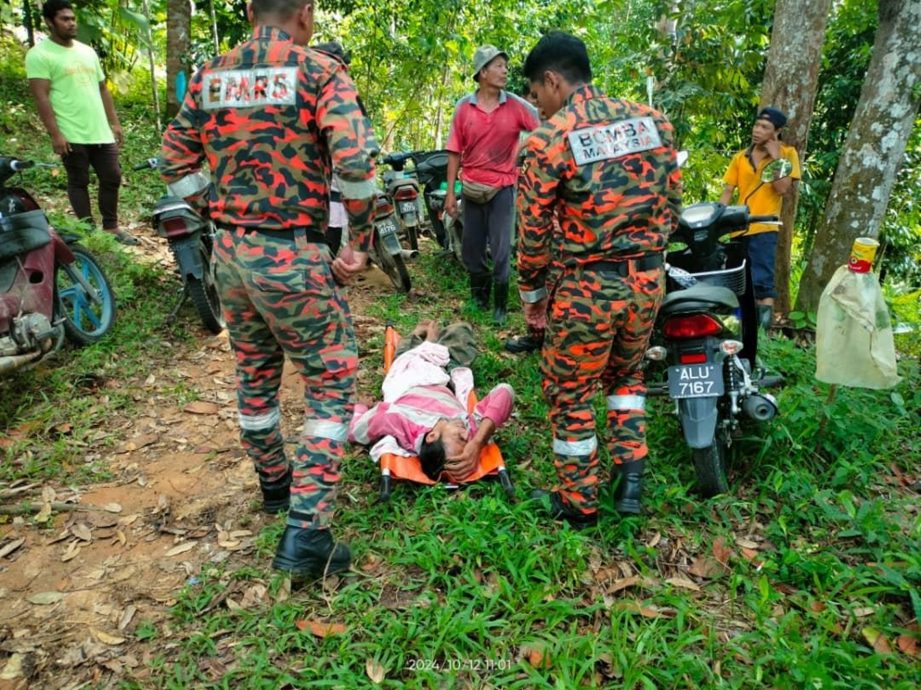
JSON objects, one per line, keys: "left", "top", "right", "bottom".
{"left": 0, "top": 156, "right": 116, "bottom": 376}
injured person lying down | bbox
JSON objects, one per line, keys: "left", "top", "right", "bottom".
{"left": 349, "top": 321, "right": 514, "bottom": 482}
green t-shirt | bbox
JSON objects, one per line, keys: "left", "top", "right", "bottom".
{"left": 25, "top": 39, "right": 114, "bottom": 145}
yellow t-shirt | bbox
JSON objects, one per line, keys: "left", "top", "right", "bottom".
{"left": 723, "top": 143, "right": 801, "bottom": 235}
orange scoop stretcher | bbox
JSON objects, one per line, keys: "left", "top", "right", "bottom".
{"left": 377, "top": 325, "right": 515, "bottom": 502}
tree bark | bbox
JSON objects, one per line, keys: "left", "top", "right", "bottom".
{"left": 796, "top": 0, "right": 921, "bottom": 312}
{"left": 166, "top": 0, "right": 192, "bottom": 118}
{"left": 758, "top": 0, "right": 832, "bottom": 315}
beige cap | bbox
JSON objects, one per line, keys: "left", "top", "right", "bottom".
{"left": 472, "top": 44, "right": 508, "bottom": 81}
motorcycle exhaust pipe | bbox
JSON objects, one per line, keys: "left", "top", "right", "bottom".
{"left": 400, "top": 249, "right": 419, "bottom": 261}
{"left": 742, "top": 393, "right": 778, "bottom": 422}
{"left": 0, "top": 350, "right": 44, "bottom": 375}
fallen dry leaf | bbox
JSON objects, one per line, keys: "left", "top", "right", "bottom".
{"left": 103, "top": 503, "right": 123, "bottom": 513}
{"left": 666, "top": 577, "right": 702, "bottom": 592}
{"left": 296, "top": 619, "right": 347, "bottom": 638}
{"left": 71, "top": 523, "right": 93, "bottom": 542}
{"left": 118, "top": 605, "right": 137, "bottom": 631}
{"left": 0, "top": 653, "right": 24, "bottom": 680}
{"left": 861, "top": 627, "right": 892, "bottom": 654}
{"left": 608, "top": 576, "right": 640, "bottom": 594}
{"left": 165, "top": 542, "right": 195, "bottom": 557}
{"left": 91, "top": 629, "right": 126, "bottom": 646}
{"left": 61, "top": 540, "right": 81, "bottom": 562}
{"left": 853, "top": 606, "right": 875, "bottom": 618}
{"left": 365, "top": 658, "right": 386, "bottom": 684}
{"left": 28, "top": 591, "right": 65, "bottom": 605}
{"left": 275, "top": 577, "right": 291, "bottom": 604}
{"left": 712, "top": 536, "right": 733, "bottom": 565}
{"left": 521, "top": 645, "right": 552, "bottom": 669}
{"left": 184, "top": 401, "right": 220, "bottom": 415}
{"left": 896, "top": 634, "right": 918, "bottom": 657}
{"left": 0, "top": 538, "right": 25, "bottom": 559}
{"left": 736, "top": 537, "right": 759, "bottom": 550}
{"left": 688, "top": 556, "right": 724, "bottom": 579}
{"left": 645, "top": 532, "right": 661, "bottom": 548}
{"left": 616, "top": 602, "right": 676, "bottom": 619}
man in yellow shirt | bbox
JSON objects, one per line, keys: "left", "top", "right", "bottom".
{"left": 719, "top": 107, "right": 800, "bottom": 328}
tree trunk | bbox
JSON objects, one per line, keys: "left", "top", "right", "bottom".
{"left": 166, "top": 0, "right": 192, "bottom": 118}
{"left": 796, "top": 0, "right": 921, "bottom": 312}
{"left": 758, "top": 0, "right": 832, "bottom": 315}
{"left": 23, "top": 0, "right": 35, "bottom": 47}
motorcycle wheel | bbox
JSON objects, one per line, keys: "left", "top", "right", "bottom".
{"left": 55, "top": 245, "right": 117, "bottom": 345}
{"left": 405, "top": 223, "right": 419, "bottom": 252}
{"left": 692, "top": 438, "right": 729, "bottom": 498}
{"left": 372, "top": 244, "right": 411, "bottom": 293}
{"left": 450, "top": 219, "right": 464, "bottom": 264}
{"left": 185, "top": 238, "right": 224, "bottom": 334}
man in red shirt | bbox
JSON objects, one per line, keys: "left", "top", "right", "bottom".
{"left": 445, "top": 45, "right": 540, "bottom": 325}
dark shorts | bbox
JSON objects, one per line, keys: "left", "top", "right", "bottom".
{"left": 744, "top": 232, "right": 778, "bottom": 300}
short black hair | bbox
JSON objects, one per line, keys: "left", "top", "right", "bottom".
{"left": 313, "top": 41, "right": 351, "bottom": 66}
{"left": 42, "top": 0, "right": 73, "bottom": 21}
{"left": 419, "top": 435, "right": 446, "bottom": 481}
{"left": 251, "top": 0, "right": 312, "bottom": 21}
{"left": 523, "top": 31, "right": 592, "bottom": 85}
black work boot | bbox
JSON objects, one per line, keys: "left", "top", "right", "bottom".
{"left": 492, "top": 281, "right": 509, "bottom": 326}
{"left": 259, "top": 469, "right": 291, "bottom": 514}
{"left": 272, "top": 525, "right": 351, "bottom": 578}
{"left": 505, "top": 332, "right": 543, "bottom": 354}
{"left": 469, "top": 272, "right": 491, "bottom": 310}
{"left": 611, "top": 462, "right": 644, "bottom": 516}
{"left": 757, "top": 304, "right": 773, "bottom": 330}
{"left": 529, "top": 489, "right": 597, "bottom": 528}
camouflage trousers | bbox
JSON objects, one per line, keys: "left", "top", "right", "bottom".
{"left": 541, "top": 263, "right": 664, "bottom": 514}
{"left": 213, "top": 227, "right": 357, "bottom": 530}
{"left": 395, "top": 321, "right": 478, "bottom": 370}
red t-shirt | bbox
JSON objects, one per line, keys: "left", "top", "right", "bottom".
{"left": 446, "top": 90, "right": 539, "bottom": 188}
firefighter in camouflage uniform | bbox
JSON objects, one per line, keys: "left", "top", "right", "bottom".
{"left": 160, "top": 0, "right": 377, "bottom": 577}
{"left": 518, "top": 32, "right": 681, "bottom": 525}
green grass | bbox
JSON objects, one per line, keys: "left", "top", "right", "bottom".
{"left": 2, "top": 41, "right": 918, "bottom": 686}
{"left": 114, "top": 253, "right": 919, "bottom": 689}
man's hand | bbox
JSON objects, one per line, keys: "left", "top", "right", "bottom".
{"left": 52, "top": 133, "right": 71, "bottom": 157}
{"left": 331, "top": 245, "right": 368, "bottom": 285}
{"left": 445, "top": 191, "right": 458, "bottom": 219}
{"left": 764, "top": 135, "right": 781, "bottom": 161}
{"left": 523, "top": 297, "right": 548, "bottom": 332}
{"left": 110, "top": 123, "right": 124, "bottom": 148}
{"left": 444, "top": 439, "right": 482, "bottom": 482}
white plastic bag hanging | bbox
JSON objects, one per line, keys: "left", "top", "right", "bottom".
{"left": 815, "top": 239, "right": 900, "bottom": 389}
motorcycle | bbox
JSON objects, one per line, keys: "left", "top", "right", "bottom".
{"left": 134, "top": 158, "right": 223, "bottom": 334}
{"left": 646, "top": 202, "right": 782, "bottom": 497}
{"left": 368, "top": 191, "right": 412, "bottom": 293}
{"left": 0, "top": 156, "right": 116, "bottom": 375}
{"left": 427, "top": 181, "right": 464, "bottom": 264}
{"left": 380, "top": 152, "right": 425, "bottom": 252}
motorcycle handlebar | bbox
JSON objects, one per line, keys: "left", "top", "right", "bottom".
{"left": 10, "top": 159, "right": 35, "bottom": 172}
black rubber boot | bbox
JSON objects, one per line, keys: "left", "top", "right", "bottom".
{"left": 757, "top": 304, "right": 773, "bottom": 330}
{"left": 529, "top": 489, "right": 597, "bottom": 528}
{"left": 259, "top": 469, "right": 291, "bottom": 514}
{"left": 492, "top": 281, "right": 509, "bottom": 326}
{"left": 505, "top": 333, "right": 543, "bottom": 354}
{"left": 469, "top": 272, "right": 491, "bottom": 310}
{"left": 271, "top": 525, "right": 351, "bottom": 578}
{"left": 611, "top": 461, "right": 644, "bottom": 516}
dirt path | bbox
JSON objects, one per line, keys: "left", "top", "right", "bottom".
{"left": 0, "top": 241, "right": 401, "bottom": 689}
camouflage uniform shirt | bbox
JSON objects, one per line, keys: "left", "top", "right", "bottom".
{"left": 517, "top": 84, "right": 681, "bottom": 301}
{"left": 161, "top": 26, "right": 377, "bottom": 250}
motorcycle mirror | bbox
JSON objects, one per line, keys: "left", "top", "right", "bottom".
{"left": 676, "top": 150, "right": 689, "bottom": 167}
{"left": 760, "top": 158, "right": 793, "bottom": 183}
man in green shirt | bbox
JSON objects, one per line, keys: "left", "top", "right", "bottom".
{"left": 25, "top": 0, "right": 137, "bottom": 245}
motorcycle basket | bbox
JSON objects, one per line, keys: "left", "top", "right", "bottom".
{"left": 687, "top": 260, "right": 747, "bottom": 296}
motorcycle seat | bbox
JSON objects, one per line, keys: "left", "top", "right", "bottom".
{"left": 0, "top": 210, "right": 51, "bottom": 261}
{"left": 660, "top": 285, "right": 739, "bottom": 315}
